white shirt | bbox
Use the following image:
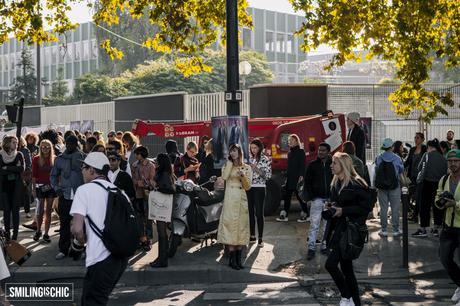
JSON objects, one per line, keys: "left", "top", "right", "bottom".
{"left": 108, "top": 169, "right": 120, "bottom": 184}
{"left": 70, "top": 179, "right": 115, "bottom": 267}
{"left": 126, "top": 151, "right": 132, "bottom": 177}
{"left": 0, "top": 249, "right": 10, "bottom": 280}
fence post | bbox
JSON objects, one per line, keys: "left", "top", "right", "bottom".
{"left": 401, "top": 186, "right": 409, "bottom": 269}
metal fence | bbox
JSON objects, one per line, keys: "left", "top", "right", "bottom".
{"left": 328, "top": 84, "right": 460, "bottom": 161}
{"left": 35, "top": 85, "right": 460, "bottom": 161}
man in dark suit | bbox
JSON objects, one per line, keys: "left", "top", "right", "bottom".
{"left": 346, "top": 112, "right": 366, "bottom": 164}
{"left": 107, "top": 152, "right": 136, "bottom": 201}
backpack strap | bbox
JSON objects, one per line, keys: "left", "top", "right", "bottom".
{"left": 86, "top": 180, "right": 117, "bottom": 241}
{"left": 441, "top": 175, "right": 449, "bottom": 190}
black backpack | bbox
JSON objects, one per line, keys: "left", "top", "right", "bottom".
{"left": 87, "top": 181, "right": 140, "bottom": 258}
{"left": 374, "top": 160, "right": 398, "bottom": 190}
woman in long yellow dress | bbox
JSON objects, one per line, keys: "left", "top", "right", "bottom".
{"left": 217, "top": 144, "right": 252, "bottom": 270}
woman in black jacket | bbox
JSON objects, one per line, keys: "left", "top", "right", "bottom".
{"left": 277, "top": 134, "right": 308, "bottom": 222}
{"left": 0, "top": 136, "right": 25, "bottom": 241}
{"left": 150, "top": 153, "right": 176, "bottom": 268}
{"left": 325, "top": 152, "right": 370, "bottom": 306}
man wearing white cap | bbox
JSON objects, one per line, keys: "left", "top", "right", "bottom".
{"left": 346, "top": 112, "right": 366, "bottom": 164}
{"left": 375, "top": 138, "right": 404, "bottom": 237}
{"left": 70, "top": 152, "right": 129, "bottom": 305}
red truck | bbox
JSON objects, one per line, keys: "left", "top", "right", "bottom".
{"left": 132, "top": 113, "right": 346, "bottom": 215}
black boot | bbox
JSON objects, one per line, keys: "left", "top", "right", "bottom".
{"left": 235, "top": 249, "right": 244, "bottom": 269}
{"left": 150, "top": 237, "right": 168, "bottom": 268}
{"left": 228, "top": 251, "right": 240, "bottom": 270}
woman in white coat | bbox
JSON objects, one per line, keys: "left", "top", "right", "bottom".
{"left": 217, "top": 144, "right": 252, "bottom": 270}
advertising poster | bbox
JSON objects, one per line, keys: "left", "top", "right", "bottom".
{"left": 80, "top": 120, "right": 94, "bottom": 133}
{"left": 212, "top": 116, "right": 249, "bottom": 168}
{"left": 70, "top": 121, "right": 81, "bottom": 131}
{"left": 360, "top": 117, "right": 372, "bottom": 149}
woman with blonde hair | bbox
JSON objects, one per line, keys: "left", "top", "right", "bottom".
{"left": 0, "top": 136, "right": 25, "bottom": 241}
{"left": 217, "top": 144, "right": 252, "bottom": 270}
{"left": 325, "top": 152, "right": 370, "bottom": 306}
{"left": 32, "top": 139, "right": 56, "bottom": 242}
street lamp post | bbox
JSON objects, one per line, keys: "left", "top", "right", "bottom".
{"left": 225, "top": 0, "right": 241, "bottom": 116}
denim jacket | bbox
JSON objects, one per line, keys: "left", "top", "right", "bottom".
{"left": 50, "top": 150, "right": 85, "bottom": 200}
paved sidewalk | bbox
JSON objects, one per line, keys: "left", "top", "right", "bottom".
{"left": 9, "top": 209, "right": 445, "bottom": 285}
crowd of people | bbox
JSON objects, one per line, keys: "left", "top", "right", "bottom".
{"left": 0, "top": 112, "right": 458, "bottom": 306}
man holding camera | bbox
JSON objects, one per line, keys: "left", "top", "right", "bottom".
{"left": 303, "top": 143, "right": 333, "bottom": 260}
{"left": 70, "top": 152, "right": 129, "bottom": 305}
{"left": 436, "top": 149, "right": 460, "bottom": 305}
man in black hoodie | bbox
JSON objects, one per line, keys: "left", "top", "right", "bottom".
{"left": 304, "top": 142, "right": 333, "bottom": 260}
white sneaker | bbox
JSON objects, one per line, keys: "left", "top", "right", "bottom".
{"left": 297, "top": 211, "right": 308, "bottom": 223}
{"left": 393, "top": 229, "right": 403, "bottom": 237}
{"left": 452, "top": 287, "right": 460, "bottom": 302}
{"left": 55, "top": 252, "right": 66, "bottom": 260}
{"left": 378, "top": 230, "right": 388, "bottom": 237}
{"left": 276, "top": 210, "right": 288, "bottom": 222}
{"left": 339, "top": 297, "right": 355, "bottom": 306}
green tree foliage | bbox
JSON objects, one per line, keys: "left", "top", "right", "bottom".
{"left": 9, "top": 48, "right": 37, "bottom": 104}
{"left": 95, "top": 8, "right": 161, "bottom": 76}
{"left": 71, "top": 50, "right": 273, "bottom": 101}
{"left": 290, "top": 0, "right": 460, "bottom": 122}
{"left": 0, "top": 0, "right": 252, "bottom": 76}
{"left": 44, "top": 67, "right": 69, "bottom": 105}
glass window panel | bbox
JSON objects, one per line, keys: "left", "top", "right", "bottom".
{"left": 90, "top": 59, "right": 97, "bottom": 71}
{"left": 91, "top": 40, "right": 98, "bottom": 58}
{"left": 3, "top": 72, "right": 7, "bottom": 86}
{"left": 74, "top": 42, "right": 81, "bottom": 61}
{"left": 51, "top": 46, "right": 57, "bottom": 64}
{"left": 65, "top": 43, "right": 73, "bottom": 62}
{"left": 266, "top": 11, "right": 275, "bottom": 31}
{"left": 82, "top": 60, "right": 89, "bottom": 74}
{"left": 242, "top": 28, "right": 252, "bottom": 50}
{"left": 287, "top": 35, "right": 293, "bottom": 54}
{"left": 73, "top": 62, "right": 80, "bottom": 78}
{"left": 82, "top": 41, "right": 89, "bottom": 59}
{"left": 9, "top": 41, "right": 14, "bottom": 53}
{"left": 276, "top": 13, "right": 286, "bottom": 32}
{"left": 51, "top": 65, "right": 57, "bottom": 81}
{"left": 276, "top": 33, "right": 285, "bottom": 53}
{"left": 265, "top": 31, "right": 275, "bottom": 52}
{"left": 82, "top": 23, "right": 89, "bottom": 41}
{"left": 74, "top": 26, "right": 81, "bottom": 41}
{"left": 0, "top": 56, "right": 3, "bottom": 72}
{"left": 66, "top": 63, "right": 72, "bottom": 79}
{"left": 44, "top": 67, "right": 50, "bottom": 82}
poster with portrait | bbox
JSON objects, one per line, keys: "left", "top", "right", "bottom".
{"left": 70, "top": 121, "right": 81, "bottom": 131}
{"left": 360, "top": 117, "right": 372, "bottom": 149}
{"left": 80, "top": 120, "right": 94, "bottom": 133}
{"left": 211, "top": 116, "right": 249, "bottom": 169}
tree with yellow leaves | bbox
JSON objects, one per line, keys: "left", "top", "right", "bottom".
{"left": 290, "top": 0, "right": 460, "bottom": 122}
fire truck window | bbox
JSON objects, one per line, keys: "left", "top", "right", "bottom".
{"left": 280, "top": 133, "right": 290, "bottom": 151}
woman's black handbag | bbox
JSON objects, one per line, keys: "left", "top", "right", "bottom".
{"left": 339, "top": 218, "right": 368, "bottom": 260}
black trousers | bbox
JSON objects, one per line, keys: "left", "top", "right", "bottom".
{"left": 439, "top": 227, "right": 460, "bottom": 287}
{"left": 325, "top": 247, "right": 361, "bottom": 306}
{"left": 57, "top": 197, "right": 73, "bottom": 254}
{"left": 134, "top": 198, "right": 153, "bottom": 239}
{"left": 3, "top": 192, "right": 20, "bottom": 240}
{"left": 248, "top": 187, "right": 265, "bottom": 239}
{"left": 283, "top": 188, "right": 308, "bottom": 215}
{"left": 420, "top": 180, "right": 443, "bottom": 227}
{"left": 156, "top": 221, "right": 168, "bottom": 264}
{"left": 81, "top": 255, "right": 128, "bottom": 306}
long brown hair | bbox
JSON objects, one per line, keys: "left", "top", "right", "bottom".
{"left": 38, "top": 139, "right": 55, "bottom": 167}
{"left": 228, "top": 144, "right": 244, "bottom": 166}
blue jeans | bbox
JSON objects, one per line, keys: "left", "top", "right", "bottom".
{"left": 307, "top": 198, "right": 327, "bottom": 251}
{"left": 377, "top": 188, "right": 401, "bottom": 232}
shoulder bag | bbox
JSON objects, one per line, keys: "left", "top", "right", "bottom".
{"left": 416, "top": 153, "right": 428, "bottom": 185}
{"left": 339, "top": 218, "right": 368, "bottom": 260}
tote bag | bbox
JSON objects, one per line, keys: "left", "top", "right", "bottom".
{"left": 148, "top": 190, "right": 173, "bottom": 222}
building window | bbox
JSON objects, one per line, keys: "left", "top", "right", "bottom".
{"left": 242, "top": 28, "right": 252, "bottom": 50}
{"left": 265, "top": 31, "right": 275, "bottom": 52}
{"left": 287, "top": 35, "right": 294, "bottom": 54}
{"left": 276, "top": 33, "right": 285, "bottom": 53}
{"left": 65, "top": 43, "right": 73, "bottom": 62}
{"left": 91, "top": 40, "right": 98, "bottom": 59}
{"left": 83, "top": 41, "right": 89, "bottom": 59}
{"left": 51, "top": 46, "right": 57, "bottom": 65}
{"left": 74, "top": 42, "right": 81, "bottom": 61}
